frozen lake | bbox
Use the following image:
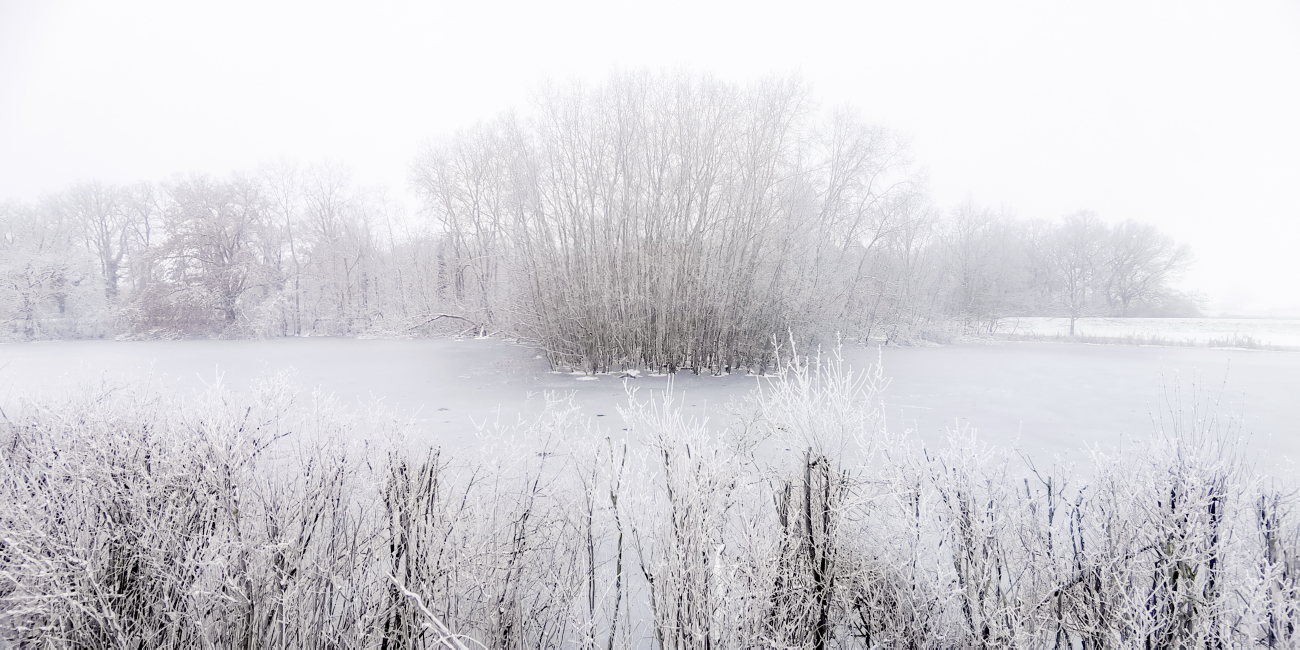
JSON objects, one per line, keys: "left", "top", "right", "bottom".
{"left": 1, "top": 337, "right": 1297, "bottom": 474}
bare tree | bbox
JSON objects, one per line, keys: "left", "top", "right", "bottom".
{"left": 1105, "top": 219, "right": 1193, "bottom": 316}
{"left": 262, "top": 161, "right": 307, "bottom": 335}
{"left": 939, "top": 201, "right": 1015, "bottom": 331}
{"left": 58, "top": 182, "right": 132, "bottom": 302}
{"left": 0, "top": 199, "right": 103, "bottom": 339}
{"left": 127, "top": 174, "right": 282, "bottom": 335}
{"left": 1050, "top": 211, "right": 1108, "bottom": 335}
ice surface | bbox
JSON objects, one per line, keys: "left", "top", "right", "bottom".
{"left": 0, "top": 338, "right": 760, "bottom": 453}
{"left": 871, "top": 341, "right": 1299, "bottom": 474}
{"left": 1, "top": 336, "right": 1295, "bottom": 475}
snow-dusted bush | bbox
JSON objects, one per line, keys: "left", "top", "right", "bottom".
{"left": 0, "top": 378, "right": 627, "bottom": 648}
{"left": 0, "top": 376, "right": 390, "bottom": 647}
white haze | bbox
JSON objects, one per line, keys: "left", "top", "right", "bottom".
{"left": 2, "top": 0, "right": 1298, "bottom": 315}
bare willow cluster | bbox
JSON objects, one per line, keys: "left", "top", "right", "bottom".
{"left": 411, "top": 73, "right": 921, "bottom": 373}
{"left": 2, "top": 356, "right": 1296, "bottom": 648}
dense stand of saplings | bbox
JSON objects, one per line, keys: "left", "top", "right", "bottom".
{"left": 2, "top": 73, "right": 1193, "bottom": 365}
{"left": 2, "top": 354, "right": 1295, "bottom": 648}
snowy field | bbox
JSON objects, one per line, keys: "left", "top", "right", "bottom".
{"left": 1, "top": 336, "right": 1296, "bottom": 474}
{"left": 997, "top": 316, "right": 1300, "bottom": 348}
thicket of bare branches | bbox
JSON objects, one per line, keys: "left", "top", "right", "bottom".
{"left": 2, "top": 353, "right": 1293, "bottom": 648}
{"left": 412, "top": 74, "right": 927, "bottom": 372}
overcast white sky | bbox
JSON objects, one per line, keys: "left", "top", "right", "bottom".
{"left": 2, "top": 0, "right": 1297, "bottom": 315}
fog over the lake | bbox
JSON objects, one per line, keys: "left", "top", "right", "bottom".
{"left": 3, "top": 0, "right": 1298, "bottom": 315}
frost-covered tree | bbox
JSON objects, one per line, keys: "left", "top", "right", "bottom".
{"left": 1105, "top": 219, "right": 1193, "bottom": 316}
{"left": 1050, "top": 210, "right": 1108, "bottom": 335}
{"left": 56, "top": 181, "right": 133, "bottom": 302}
{"left": 410, "top": 121, "right": 519, "bottom": 333}
{"left": 938, "top": 201, "right": 1023, "bottom": 331}
{"left": 0, "top": 199, "right": 105, "bottom": 340}
{"left": 123, "top": 174, "right": 283, "bottom": 336}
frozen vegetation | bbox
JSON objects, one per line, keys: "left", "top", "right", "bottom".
{"left": 2, "top": 347, "right": 1298, "bottom": 648}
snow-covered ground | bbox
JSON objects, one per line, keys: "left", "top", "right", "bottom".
{"left": 996, "top": 317, "right": 1300, "bottom": 348}
{"left": 1, "top": 337, "right": 1296, "bottom": 473}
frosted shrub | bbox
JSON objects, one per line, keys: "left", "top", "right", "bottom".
{"left": 1073, "top": 379, "right": 1253, "bottom": 647}
{"left": 740, "top": 347, "right": 889, "bottom": 647}
{"left": 0, "top": 376, "right": 394, "bottom": 648}
{"left": 1250, "top": 484, "right": 1300, "bottom": 647}
{"left": 621, "top": 389, "right": 742, "bottom": 648}
{"left": 402, "top": 398, "right": 596, "bottom": 647}
{"left": 930, "top": 429, "right": 1022, "bottom": 646}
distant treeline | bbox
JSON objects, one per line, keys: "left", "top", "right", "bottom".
{"left": 1, "top": 73, "right": 1194, "bottom": 369}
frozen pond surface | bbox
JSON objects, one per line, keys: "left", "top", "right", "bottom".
{"left": 1, "top": 337, "right": 1297, "bottom": 474}
{"left": 875, "top": 342, "right": 1299, "bottom": 473}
